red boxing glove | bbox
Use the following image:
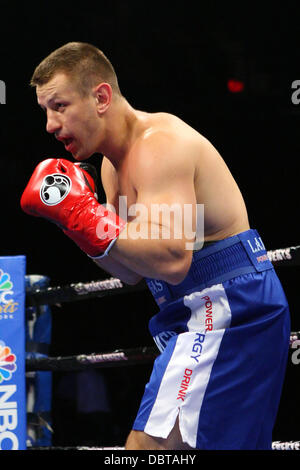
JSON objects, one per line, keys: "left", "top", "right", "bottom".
{"left": 20, "top": 158, "right": 126, "bottom": 257}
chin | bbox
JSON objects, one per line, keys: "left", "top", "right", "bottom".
{"left": 73, "top": 156, "right": 89, "bottom": 162}
{"left": 72, "top": 151, "right": 92, "bottom": 161}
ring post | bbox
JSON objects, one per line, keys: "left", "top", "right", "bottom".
{"left": 25, "top": 275, "right": 52, "bottom": 448}
{"left": 0, "top": 256, "right": 26, "bottom": 450}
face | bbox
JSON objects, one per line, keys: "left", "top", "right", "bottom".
{"left": 36, "top": 73, "right": 101, "bottom": 160}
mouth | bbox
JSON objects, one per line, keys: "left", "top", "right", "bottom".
{"left": 57, "top": 136, "right": 74, "bottom": 152}
{"left": 64, "top": 138, "right": 74, "bottom": 152}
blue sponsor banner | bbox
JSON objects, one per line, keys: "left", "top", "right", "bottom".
{"left": 0, "top": 256, "right": 26, "bottom": 450}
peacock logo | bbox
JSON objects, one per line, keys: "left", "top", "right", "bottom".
{"left": 0, "top": 269, "right": 17, "bottom": 313}
{"left": 0, "top": 341, "right": 17, "bottom": 383}
{"left": 0, "top": 269, "right": 13, "bottom": 293}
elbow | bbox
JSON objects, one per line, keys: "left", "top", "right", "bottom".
{"left": 163, "top": 251, "right": 192, "bottom": 285}
{"left": 124, "top": 274, "right": 144, "bottom": 285}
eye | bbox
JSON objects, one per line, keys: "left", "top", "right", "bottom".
{"left": 55, "top": 103, "right": 67, "bottom": 111}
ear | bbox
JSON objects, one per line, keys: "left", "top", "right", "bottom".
{"left": 93, "top": 83, "right": 112, "bottom": 114}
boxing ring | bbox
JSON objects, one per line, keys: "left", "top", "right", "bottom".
{"left": 0, "top": 243, "right": 299, "bottom": 451}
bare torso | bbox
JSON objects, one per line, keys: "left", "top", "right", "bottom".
{"left": 102, "top": 110, "right": 249, "bottom": 243}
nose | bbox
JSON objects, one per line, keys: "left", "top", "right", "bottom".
{"left": 46, "top": 110, "right": 62, "bottom": 134}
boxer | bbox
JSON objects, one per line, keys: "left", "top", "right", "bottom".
{"left": 21, "top": 42, "right": 291, "bottom": 450}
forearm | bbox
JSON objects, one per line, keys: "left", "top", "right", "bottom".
{"left": 110, "top": 221, "right": 192, "bottom": 284}
{"left": 92, "top": 255, "right": 143, "bottom": 285}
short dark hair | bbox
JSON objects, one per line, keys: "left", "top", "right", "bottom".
{"left": 30, "top": 42, "right": 121, "bottom": 96}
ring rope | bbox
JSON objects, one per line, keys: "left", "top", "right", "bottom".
{"left": 25, "top": 245, "right": 300, "bottom": 308}
{"left": 28, "top": 446, "right": 126, "bottom": 450}
{"left": 267, "top": 245, "right": 300, "bottom": 266}
{"left": 26, "top": 277, "right": 146, "bottom": 307}
{"left": 26, "top": 346, "right": 159, "bottom": 371}
{"left": 27, "top": 441, "right": 300, "bottom": 450}
{"left": 26, "top": 334, "right": 299, "bottom": 372}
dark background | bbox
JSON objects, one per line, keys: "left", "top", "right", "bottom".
{"left": 0, "top": 1, "right": 299, "bottom": 447}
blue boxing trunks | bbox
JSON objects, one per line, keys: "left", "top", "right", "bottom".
{"left": 132, "top": 229, "right": 290, "bottom": 450}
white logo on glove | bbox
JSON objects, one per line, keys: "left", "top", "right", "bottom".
{"left": 40, "top": 173, "right": 72, "bottom": 206}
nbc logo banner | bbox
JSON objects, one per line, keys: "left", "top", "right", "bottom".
{"left": 0, "top": 256, "right": 26, "bottom": 451}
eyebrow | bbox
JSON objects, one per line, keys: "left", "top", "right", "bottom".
{"left": 37, "top": 93, "right": 60, "bottom": 110}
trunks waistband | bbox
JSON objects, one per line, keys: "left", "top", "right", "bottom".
{"left": 146, "top": 229, "right": 273, "bottom": 309}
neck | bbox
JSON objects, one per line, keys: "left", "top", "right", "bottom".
{"left": 97, "top": 97, "right": 139, "bottom": 167}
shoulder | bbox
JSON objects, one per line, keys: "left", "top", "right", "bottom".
{"left": 136, "top": 112, "right": 206, "bottom": 158}
{"left": 131, "top": 113, "right": 201, "bottom": 179}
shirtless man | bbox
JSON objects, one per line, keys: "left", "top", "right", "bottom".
{"left": 21, "top": 42, "right": 290, "bottom": 450}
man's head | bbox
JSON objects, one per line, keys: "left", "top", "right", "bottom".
{"left": 31, "top": 42, "right": 121, "bottom": 97}
{"left": 31, "top": 42, "right": 122, "bottom": 160}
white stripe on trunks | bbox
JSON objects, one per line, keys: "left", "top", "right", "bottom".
{"left": 143, "top": 283, "right": 232, "bottom": 447}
